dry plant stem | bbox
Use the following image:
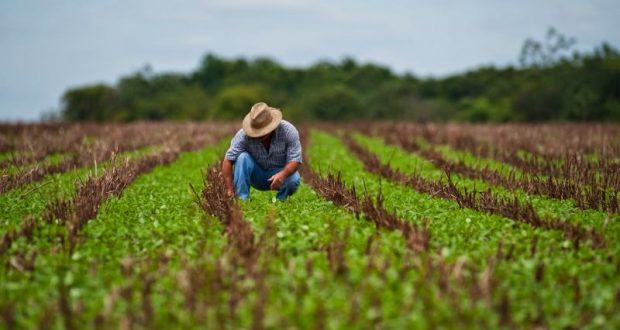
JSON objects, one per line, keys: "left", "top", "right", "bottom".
{"left": 299, "top": 128, "right": 431, "bottom": 253}
{"left": 0, "top": 151, "right": 180, "bottom": 255}
{"left": 193, "top": 162, "right": 276, "bottom": 328}
{"left": 0, "top": 216, "right": 36, "bottom": 255}
{"left": 368, "top": 125, "right": 620, "bottom": 215}
{"left": 340, "top": 133, "right": 607, "bottom": 250}
{"left": 195, "top": 163, "right": 259, "bottom": 266}
{"left": 299, "top": 128, "right": 516, "bottom": 321}
{"left": 351, "top": 122, "right": 620, "bottom": 196}
{"left": 0, "top": 126, "right": 234, "bottom": 256}
{"left": 416, "top": 147, "right": 620, "bottom": 214}
{"left": 65, "top": 149, "right": 181, "bottom": 251}
{"left": 0, "top": 123, "right": 227, "bottom": 194}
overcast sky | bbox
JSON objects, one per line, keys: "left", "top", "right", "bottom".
{"left": 1, "top": 0, "right": 619, "bottom": 121}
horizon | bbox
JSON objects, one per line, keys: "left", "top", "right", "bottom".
{"left": 2, "top": 0, "right": 619, "bottom": 122}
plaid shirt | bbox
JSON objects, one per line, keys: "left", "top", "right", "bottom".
{"left": 224, "top": 120, "right": 303, "bottom": 170}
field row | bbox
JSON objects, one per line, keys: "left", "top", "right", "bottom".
{"left": 1, "top": 125, "right": 619, "bottom": 328}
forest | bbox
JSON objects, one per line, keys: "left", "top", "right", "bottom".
{"left": 60, "top": 29, "right": 620, "bottom": 122}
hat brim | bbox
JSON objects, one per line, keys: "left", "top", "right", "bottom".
{"left": 242, "top": 108, "right": 282, "bottom": 137}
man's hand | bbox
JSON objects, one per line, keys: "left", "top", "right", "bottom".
{"left": 222, "top": 159, "right": 235, "bottom": 198}
{"left": 269, "top": 162, "right": 300, "bottom": 190}
{"left": 268, "top": 171, "right": 287, "bottom": 190}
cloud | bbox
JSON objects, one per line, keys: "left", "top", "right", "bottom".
{"left": 1, "top": 0, "right": 619, "bottom": 120}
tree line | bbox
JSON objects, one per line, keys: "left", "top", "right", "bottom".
{"left": 61, "top": 29, "right": 620, "bottom": 122}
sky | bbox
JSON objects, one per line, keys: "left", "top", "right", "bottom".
{"left": 1, "top": 0, "right": 619, "bottom": 121}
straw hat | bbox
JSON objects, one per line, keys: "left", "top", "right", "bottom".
{"left": 242, "top": 102, "right": 282, "bottom": 137}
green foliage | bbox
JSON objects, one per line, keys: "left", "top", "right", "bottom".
{"left": 0, "top": 147, "right": 152, "bottom": 234}
{"left": 209, "top": 84, "right": 267, "bottom": 120}
{"left": 0, "top": 141, "right": 228, "bottom": 326}
{"left": 62, "top": 84, "right": 117, "bottom": 122}
{"left": 238, "top": 186, "right": 421, "bottom": 328}
{"left": 2, "top": 130, "right": 620, "bottom": 327}
{"left": 457, "top": 97, "right": 516, "bottom": 122}
{"left": 312, "top": 131, "right": 620, "bottom": 327}
{"left": 298, "top": 84, "right": 363, "bottom": 121}
{"left": 62, "top": 70, "right": 211, "bottom": 121}
{"left": 363, "top": 81, "right": 453, "bottom": 121}
{"left": 354, "top": 132, "right": 620, "bottom": 247}
{"left": 59, "top": 29, "right": 620, "bottom": 123}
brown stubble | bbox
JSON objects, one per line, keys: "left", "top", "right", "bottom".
{"left": 361, "top": 123, "right": 620, "bottom": 214}
{"left": 0, "top": 125, "right": 234, "bottom": 327}
{"left": 191, "top": 161, "right": 278, "bottom": 328}
{"left": 0, "top": 122, "right": 230, "bottom": 194}
{"left": 378, "top": 127, "right": 620, "bottom": 215}
{"left": 300, "top": 127, "right": 516, "bottom": 327}
{"left": 341, "top": 132, "right": 607, "bottom": 250}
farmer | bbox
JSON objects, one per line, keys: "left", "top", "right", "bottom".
{"left": 222, "top": 102, "right": 302, "bottom": 200}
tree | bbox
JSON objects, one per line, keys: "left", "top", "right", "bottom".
{"left": 210, "top": 85, "right": 267, "bottom": 120}
{"left": 519, "top": 27, "right": 576, "bottom": 68}
{"left": 300, "top": 84, "right": 363, "bottom": 121}
{"left": 192, "top": 54, "right": 249, "bottom": 92}
{"left": 62, "top": 84, "right": 117, "bottom": 121}
{"left": 58, "top": 36, "right": 620, "bottom": 123}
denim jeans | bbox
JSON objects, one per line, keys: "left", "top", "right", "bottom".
{"left": 233, "top": 152, "right": 301, "bottom": 200}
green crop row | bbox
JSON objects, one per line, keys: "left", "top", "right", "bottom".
{"left": 236, "top": 184, "right": 424, "bottom": 328}
{"left": 0, "top": 153, "right": 70, "bottom": 176}
{"left": 0, "top": 147, "right": 158, "bottom": 234}
{"left": 0, "top": 133, "right": 511, "bottom": 328}
{"left": 311, "top": 130, "right": 619, "bottom": 328}
{"left": 430, "top": 139, "right": 618, "bottom": 205}
{"left": 354, "top": 133, "right": 620, "bottom": 253}
{"left": 5, "top": 137, "right": 419, "bottom": 328}
{"left": 2, "top": 130, "right": 618, "bottom": 329}
{"left": 200, "top": 156, "right": 500, "bottom": 327}
{"left": 1, "top": 141, "right": 227, "bottom": 328}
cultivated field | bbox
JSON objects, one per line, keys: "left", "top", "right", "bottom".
{"left": 1, "top": 122, "right": 619, "bottom": 329}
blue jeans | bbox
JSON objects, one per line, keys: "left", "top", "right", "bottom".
{"left": 233, "top": 152, "right": 301, "bottom": 200}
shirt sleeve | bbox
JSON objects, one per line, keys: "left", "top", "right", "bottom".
{"left": 285, "top": 125, "right": 303, "bottom": 164}
{"left": 224, "top": 129, "right": 247, "bottom": 161}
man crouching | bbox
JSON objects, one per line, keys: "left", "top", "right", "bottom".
{"left": 222, "top": 102, "right": 302, "bottom": 201}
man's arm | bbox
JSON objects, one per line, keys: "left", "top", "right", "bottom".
{"left": 268, "top": 161, "right": 300, "bottom": 190}
{"left": 269, "top": 123, "right": 303, "bottom": 190}
{"left": 222, "top": 159, "right": 235, "bottom": 197}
